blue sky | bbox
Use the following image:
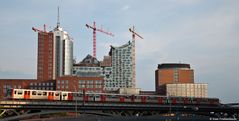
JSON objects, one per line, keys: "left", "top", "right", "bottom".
{"left": 0, "top": 0, "right": 239, "bottom": 103}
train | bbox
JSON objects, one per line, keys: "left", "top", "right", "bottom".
{"left": 7, "top": 88, "right": 220, "bottom": 106}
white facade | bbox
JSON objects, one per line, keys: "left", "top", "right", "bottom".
{"left": 52, "top": 27, "right": 73, "bottom": 78}
{"left": 166, "top": 83, "right": 208, "bottom": 98}
{"left": 110, "top": 41, "right": 133, "bottom": 90}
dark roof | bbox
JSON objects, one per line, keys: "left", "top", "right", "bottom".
{"left": 158, "top": 63, "right": 190, "bottom": 69}
{"left": 75, "top": 54, "right": 100, "bottom": 67}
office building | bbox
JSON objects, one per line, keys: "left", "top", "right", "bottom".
{"left": 155, "top": 63, "right": 194, "bottom": 94}
{"left": 56, "top": 76, "right": 104, "bottom": 93}
{"left": 37, "top": 22, "right": 73, "bottom": 81}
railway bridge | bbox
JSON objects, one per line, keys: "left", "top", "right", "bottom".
{"left": 0, "top": 100, "right": 239, "bottom": 120}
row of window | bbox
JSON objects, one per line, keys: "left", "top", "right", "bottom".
{"left": 73, "top": 67, "right": 102, "bottom": 71}
{"left": 57, "top": 80, "right": 69, "bottom": 84}
{"left": 78, "top": 80, "right": 102, "bottom": 84}
{"left": 30, "top": 82, "right": 54, "bottom": 86}
{"left": 78, "top": 84, "right": 103, "bottom": 88}
{"left": 3, "top": 85, "right": 21, "bottom": 89}
{"left": 29, "top": 87, "right": 54, "bottom": 90}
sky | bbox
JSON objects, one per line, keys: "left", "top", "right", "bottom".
{"left": 0, "top": 0, "right": 239, "bottom": 103}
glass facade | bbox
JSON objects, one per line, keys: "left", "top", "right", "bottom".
{"left": 110, "top": 41, "right": 133, "bottom": 90}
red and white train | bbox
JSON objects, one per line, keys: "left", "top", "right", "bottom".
{"left": 7, "top": 88, "right": 220, "bottom": 106}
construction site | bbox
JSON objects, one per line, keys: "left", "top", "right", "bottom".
{"left": 1, "top": 7, "right": 207, "bottom": 99}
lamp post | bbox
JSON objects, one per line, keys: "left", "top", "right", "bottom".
{"left": 73, "top": 85, "right": 77, "bottom": 118}
{"left": 166, "top": 92, "right": 172, "bottom": 121}
{"left": 167, "top": 92, "right": 172, "bottom": 115}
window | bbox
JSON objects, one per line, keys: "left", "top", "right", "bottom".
{"left": 37, "top": 92, "right": 42, "bottom": 95}
{"left": 32, "top": 91, "right": 36, "bottom": 95}
{"left": 43, "top": 92, "right": 47, "bottom": 96}
{"left": 55, "top": 93, "right": 59, "bottom": 96}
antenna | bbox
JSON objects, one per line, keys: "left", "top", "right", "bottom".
{"left": 57, "top": 6, "right": 60, "bottom": 27}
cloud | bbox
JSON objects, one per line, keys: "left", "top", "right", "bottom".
{"left": 121, "top": 5, "right": 130, "bottom": 11}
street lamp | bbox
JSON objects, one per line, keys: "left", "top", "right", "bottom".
{"left": 167, "top": 92, "right": 172, "bottom": 115}
{"left": 73, "top": 85, "right": 77, "bottom": 118}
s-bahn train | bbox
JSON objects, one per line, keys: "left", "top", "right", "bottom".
{"left": 7, "top": 88, "right": 220, "bottom": 106}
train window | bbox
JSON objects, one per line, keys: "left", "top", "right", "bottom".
{"left": 14, "top": 91, "right": 17, "bottom": 94}
{"left": 55, "top": 93, "right": 59, "bottom": 96}
{"left": 18, "top": 91, "right": 23, "bottom": 95}
{"left": 63, "top": 93, "right": 67, "bottom": 96}
{"left": 73, "top": 93, "right": 78, "bottom": 97}
{"left": 32, "top": 91, "right": 36, "bottom": 95}
{"left": 49, "top": 92, "right": 53, "bottom": 96}
{"left": 37, "top": 92, "right": 42, "bottom": 95}
{"left": 43, "top": 92, "right": 47, "bottom": 96}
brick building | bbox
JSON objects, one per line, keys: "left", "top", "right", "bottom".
{"left": 37, "top": 32, "right": 54, "bottom": 81}
{"left": 0, "top": 79, "right": 57, "bottom": 99}
{"left": 56, "top": 76, "right": 104, "bottom": 93}
{"left": 155, "top": 63, "right": 194, "bottom": 94}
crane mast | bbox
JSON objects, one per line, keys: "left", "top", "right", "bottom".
{"left": 129, "top": 26, "right": 143, "bottom": 88}
{"left": 32, "top": 24, "right": 48, "bottom": 33}
{"left": 86, "top": 21, "right": 114, "bottom": 58}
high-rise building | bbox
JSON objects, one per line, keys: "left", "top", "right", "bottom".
{"left": 52, "top": 26, "right": 73, "bottom": 78}
{"left": 155, "top": 63, "right": 194, "bottom": 94}
{"left": 37, "top": 32, "right": 54, "bottom": 81}
{"left": 109, "top": 41, "right": 133, "bottom": 90}
{"left": 37, "top": 8, "right": 73, "bottom": 81}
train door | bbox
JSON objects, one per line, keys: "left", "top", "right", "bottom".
{"left": 131, "top": 95, "right": 135, "bottom": 102}
{"left": 120, "top": 96, "right": 125, "bottom": 102}
{"left": 183, "top": 97, "right": 189, "bottom": 105}
{"left": 60, "top": 92, "right": 62, "bottom": 101}
{"left": 100, "top": 95, "right": 106, "bottom": 102}
{"left": 48, "top": 92, "right": 54, "bottom": 101}
{"left": 141, "top": 96, "right": 147, "bottom": 103}
{"left": 24, "top": 91, "right": 30, "bottom": 99}
{"left": 158, "top": 97, "right": 163, "bottom": 104}
{"left": 196, "top": 98, "right": 201, "bottom": 106}
{"left": 68, "top": 93, "right": 73, "bottom": 101}
{"left": 172, "top": 98, "right": 177, "bottom": 105}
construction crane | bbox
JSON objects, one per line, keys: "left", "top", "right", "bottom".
{"left": 32, "top": 24, "right": 48, "bottom": 33}
{"left": 86, "top": 21, "right": 114, "bottom": 58}
{"left": 129, "top": 26, "right": 143, "bottom": 88}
